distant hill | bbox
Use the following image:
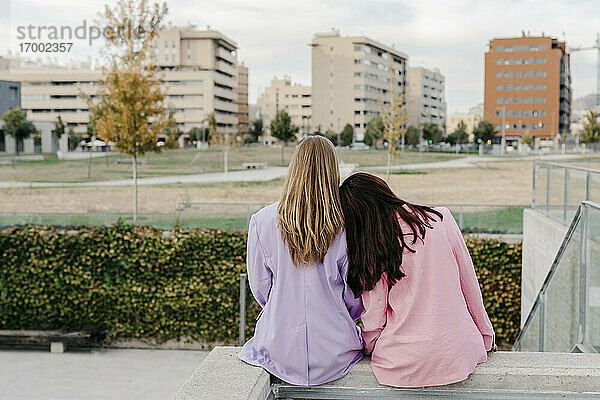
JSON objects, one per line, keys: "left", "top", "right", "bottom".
{"left": 573, "top": 93, "right": 598, "bottom": 112}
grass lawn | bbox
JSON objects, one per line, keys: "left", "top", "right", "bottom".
{"left": 0, "top": 147, "right": 463, "bottom": 183}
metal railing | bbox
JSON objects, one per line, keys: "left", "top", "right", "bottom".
{"left": 532, "top": 161, "right": 600, "bottom": 224}
{"left": 513, "top": 201, "right": 600, "bottom": 353}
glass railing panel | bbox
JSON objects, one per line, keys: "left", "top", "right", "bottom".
{"left": 543, "top": 224, "right": 581, "bottom": 352}
{"left": 516, "top": 300, "right": 541, "bottom": 351}
{"left": 548, "top": 165, "right": 566, "bottom": 221}
{"left": 534, "top": 163, "right": 548, "bottom": 212}
{"left": 586, "top": 206, "right": 600, "bottom": 350}
{"left": 566, "top": 169, "right": 588, "bottom": 222}
{"left": 590, "top": 173, "right": 600, "bottom": 207}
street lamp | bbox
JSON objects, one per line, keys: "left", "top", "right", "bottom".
{"left": 496, "top": 106, "right": 507, "bottom": 155}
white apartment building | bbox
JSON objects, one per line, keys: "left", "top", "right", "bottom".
{"left": 256, "top": 76, "right": 311, "bottom": 144}
{"left": 407, "top": 66, "right": 446, "bottom": 130}
{"left": 311, "top": 31, "right": 408, "bottom": 141}
{"left": 0, "top": 27, "right": 241, "bottom": 153}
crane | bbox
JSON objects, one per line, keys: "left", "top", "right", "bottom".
{"left": 569, "top": 33, "right": 600, "bottom": 110}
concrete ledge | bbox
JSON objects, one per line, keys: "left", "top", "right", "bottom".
{"left": 174, "top": 346, "right": 269, "bottom": 400}
{"left": 175, "top": 347, "right": 600, "bottom": 399}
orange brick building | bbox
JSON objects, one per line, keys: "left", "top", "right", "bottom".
{"left": 484, "top": 35, "right": 571, "bottom": 145}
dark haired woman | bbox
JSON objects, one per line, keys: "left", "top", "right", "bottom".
{"left": 339, "top": 172, "right": 495, "bottom": 387}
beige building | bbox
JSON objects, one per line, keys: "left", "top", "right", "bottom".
{"left": 445, "top": 113, "right": 481, "bottom": 141}
{"left": 0, "top": 27, "right": 241, "bottom": 151}
{"left": 311, "top": 30, "right": 408, "bottom": 141}
{"left": 407, "top": 66, "right": 446, "bottom": 130}
{"left": 256, "top": 76, "right": 311, "bottom": 144}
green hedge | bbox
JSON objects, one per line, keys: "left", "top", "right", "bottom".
{"left": 0, "top": 225, "right": 521, "bottom": 345}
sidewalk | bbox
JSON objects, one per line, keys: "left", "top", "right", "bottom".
{"left": 0, "top": 349, "right": 208, "bottom": 400}
{"left": 0, "top": 167, "right": 289, "bottom": 189}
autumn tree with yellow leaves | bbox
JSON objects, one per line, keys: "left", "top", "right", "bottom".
{"left": 90, "top": 0, "right": 177, "bottom": 221}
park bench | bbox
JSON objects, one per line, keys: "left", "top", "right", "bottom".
{"left": 115, "top": 158, "right": 147, "bottom": 165}
{"left": 0, "top": 330, "right": 95, "bottom": 352}
{"left": 242, "top": 162, "right": 267, "bottom": 169}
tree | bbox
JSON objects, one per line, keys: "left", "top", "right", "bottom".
{"left": 340, "top": 123, "right": 354, "bottom": 147}
{"left": 270, "top": 110, "right": 299, "bottom": 165}
{"left": 580, "top": 111, "right": 600, "bottom": 143}
{"left": 206, "top": 111, "right": 218, "bottom": 145}
{"left": 522, "top": 132, "right": 534, "bottom": 147}
{"left": 52, "top": 115, "right": 65, "bottom": 139}
{"left": 85, "top": 114, "right": 99, "bottom": 179}
{"left": 188, "top": 127, "right": 205, "bottom": 142}
{"left": 380, "top": 58, "right": 409, "bottom": 182}
{"left": 247, "top": 118, "right": 263, "bottom": 143}
{"left": 473, "top": 120, "right": 497, "bottom": 144}
{"left": 0, "top": 108, "right": 37, "bottom": 155}
{"left": 90, "top": 0, "right": 175, "bottom": 222}
{"left": 422, "top": 123, "right": 443, "bottom": 145}
{"left": 364, "top": 115, "right": 384, "bottom": 147}
{"left": 405, "top": 125, "right": 419, "bottom": 146}
{"left": 447, "top": 120, "right": 469, "bottom": 145}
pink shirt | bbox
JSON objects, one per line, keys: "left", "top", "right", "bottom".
{"left": 361, "top": 207, "right": 495, "bottom": 387}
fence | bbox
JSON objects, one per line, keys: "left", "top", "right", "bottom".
{"left": 532, "top": 161, "right": 600, "bottom": 224}
{"left": 513, "top": 201, "right": 600, "bottom": 353}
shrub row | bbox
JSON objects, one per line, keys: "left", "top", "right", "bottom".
{"left": 0, "top": 225, "right": 521, "bottom": 345}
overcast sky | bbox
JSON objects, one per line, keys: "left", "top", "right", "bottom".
{"left": 1, "top": 0, "right": 598, "bottom": 113}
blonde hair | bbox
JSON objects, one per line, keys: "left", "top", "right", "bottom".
{"left": 277, "top": 136, "right": 344, "bottom": 267}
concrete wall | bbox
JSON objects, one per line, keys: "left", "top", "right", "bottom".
{"left": 175, "top": 347, "right": 600, "bottom": 399}
{"left": 522, "top": 208, "right": 569, "bottom": 326}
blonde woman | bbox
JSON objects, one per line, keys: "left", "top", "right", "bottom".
{"left": 238, "top": 136, "right": 364, "bottom": 386}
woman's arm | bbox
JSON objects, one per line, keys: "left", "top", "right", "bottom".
{"left": 360, "top": 275, "right": 388, "bottom": 355}
{"left": 443, "top": 209, "right": 495, "bottom": 350}
{"left": 246, "top": 215, "right": 273, "bottom": 307}
{"left": 339, "top": 254, "right": 364, "bottom": 321}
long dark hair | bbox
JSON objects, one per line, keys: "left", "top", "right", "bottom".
{"left": 339, "top": 172, "right": 443, "bottom": 296}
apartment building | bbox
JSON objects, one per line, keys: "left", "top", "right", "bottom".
{"left": 0, "top": 80, "right": 21, "bottom": 152}
{"left": 235, "top": 63, "right": 249, "bottom": 136}
{"left": 407, "top": 66, "right": 446, "bottom": 129}
{"left": 484, "top": 35, "right": 571, "bottom": 144}
{"left": 446, "top": 113, "right": 481, "bottom": 141}
{"left": 0, "top": 27, "right": 240, "bottom": 149}
{"left": 311, "top": 31, "right": 408, "bottom": 141}
{"left": 256, "top": 76, "right": 311, "bottom": 144}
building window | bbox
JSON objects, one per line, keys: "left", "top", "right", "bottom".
{"left": 172, "top": 40, "right": 176, "bottom": 48}
{"left": 9, "top": 87, "right": 17, "bottom": 101}
{"left": 496, "top": 84, "right": 546, "bottom": 91}
{"left": 187, "top": 40, "right": 191, "bottom": 49}
{"left": 154, "top": 40, "right": 158, "bottom": 48}
{"left": 496, "top": 45, "right": 547, "bottom": 52}
{"left": 172, "top": 54, "right": 176, "bottom": 62}
{"left": 496, "top": 71, "right": 547, "bottom": 78}
{"left": 496, "top": 97, "right": 546, "bottom": 104}
{"left": 165, "top": 55, "right": 169, "bottom": 63}
{"left": 496, "top": 58, "right": 547, "bottom": 65}
{"left": 165, "top": 40, "right": 168, "bottom": 48}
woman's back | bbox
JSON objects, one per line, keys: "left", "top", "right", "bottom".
{"left": 239, "top": 203, "right": 364, "bottom": 385}
{"left": 361, "top": 207, "right": 495, "bottom": 387}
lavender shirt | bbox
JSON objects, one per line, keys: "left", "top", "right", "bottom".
{"left": 238, "top": 203, "right": 364, "bottom": 386}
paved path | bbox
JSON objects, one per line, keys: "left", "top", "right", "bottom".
{"left": 362, "top": 153, "right": 587, "bottom": 171}
{"left": 0, "top": 348, "right": 208, "bottom": 400}
{"left": 0, "top": 154, "right": 590, "bottom": 188}
{"left": 0, "top": 167, "right": 289, "bottom": 189}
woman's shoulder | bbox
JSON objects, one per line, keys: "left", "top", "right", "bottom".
{"left": 251, "top": 202, "right": 279, "bottom": 225}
